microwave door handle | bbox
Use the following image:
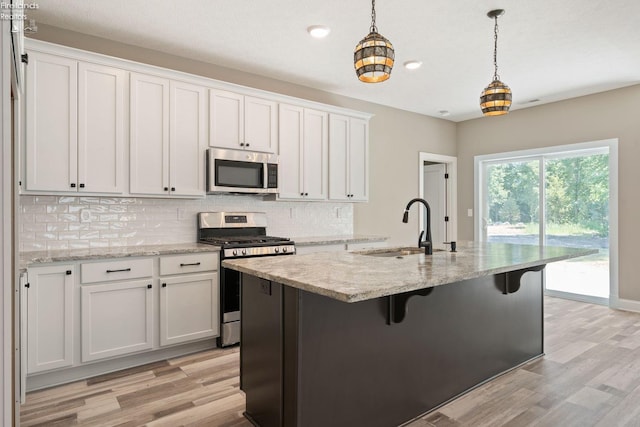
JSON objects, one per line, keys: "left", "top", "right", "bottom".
{"left": 263, "top": 162, "right": 268, "bottom": 189}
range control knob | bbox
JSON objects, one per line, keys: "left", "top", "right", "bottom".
{"left": 283, "top": 247, "right": 288, "bottom": 253}
{"left": 232, "top": 250, "right": 238, "bottom": 256}
{"left": 274, "top": 247, "right": 280, "bottom": 253}
{"left": 242, "top": 249, "right": 247, "bottom": 255}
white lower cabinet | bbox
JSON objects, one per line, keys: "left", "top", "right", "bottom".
{"left": 26, "top": 265, "right": 75, "bottom": 374}
{"left": 160, "top": 273, "right": 219, "bottom": 346}
{"left": 81, "top": 280, "right": 154, "bottom": 362}
{"left": 24, "top": 253, "right": 220, "bottom": 384}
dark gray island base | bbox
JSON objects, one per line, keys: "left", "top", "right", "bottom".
{"left": 222, "top": 243, "right": 596, "bottom": 426}
{"left": 240, "top": 267, "right": 545, "bottom": 427}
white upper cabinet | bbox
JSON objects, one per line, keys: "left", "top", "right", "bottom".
{"left": 78, "top": 62, "right": 126, "bottom": 193}
{"left": 278, "top": 104, "right": 328, "bottom": 200}
{"left": 26, "top": 52, "right": 77, "bottom": 192}
{"left": 329, "top": 114, "right": 369, "bottom": 202}
{"left": 130, "top": 73, "right": 170, "bottom": 196}
{"left": 130, "top": 74, "right": 206, "bottom": 197}
{"left": 23, "top": 40, "right": 372, "bottom": 199}
{"left": 169, "top": 81, "right": 207, "bottom": 197}
{"left": 209, "top": 89, "right": 277, "bottom": 153}
{"left": 25, "top": 51, "right": 125, "bottom": 194}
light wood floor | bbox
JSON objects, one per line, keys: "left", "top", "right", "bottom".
{"left": 20, "top": 297, "right": 640, "bottom": 426}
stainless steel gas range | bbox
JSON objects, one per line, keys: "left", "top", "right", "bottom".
{"left": 197, "top": 212, "right": 295, "bottom": 347}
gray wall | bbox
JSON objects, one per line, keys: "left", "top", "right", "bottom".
{"left": 28, "top": 25, "right": 457, "bottom": 248}
{"left": 457, "top": 85, "right": 640, "bottom": 301}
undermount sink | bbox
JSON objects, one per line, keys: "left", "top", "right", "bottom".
{"left": 358, "top": 247, "right": 444, "bottom": 258}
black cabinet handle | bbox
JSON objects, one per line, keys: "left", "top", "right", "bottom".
{"left": 147, "top": 284, "right": 152, "bottom": 289}
{"left": 171, "top": 187, "right": 176, "bottom": 192}
{"left": 106, "top": 268, "right": 131, "bottom": 273}
{"left": 66, "top": 270, "right": 72, "bottom": 275}
{"left": 70, "top": 183, "right": 76, "bottom": 188}
{"left": 25, "top": 282, "right": 30, "bottom": 288}
{"left": 304, "top": 193, "right": 309, "bottom": 196}
{"left": 239, "top": 143, "right": 245, "bottom": 147}
{"left": 162, "top": 283, "right": 167, "bottom": 288}
{"left": 164, "top": 187, "right": 169, "bottom": 191}
{"left": 79, "top": 183, "right": 85, "bottom": 188}
{"left": 246, "top": 143, "right": 250, "bottom": 147}
{"left": 180, "top": 262, "right": 201, "bottom": 267}
{"left": 300, "top": 192, "right": 304, "bottom": 196}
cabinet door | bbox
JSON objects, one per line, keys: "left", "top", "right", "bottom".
{"left": 78, "top": 62, "right": 126, "bottom": 194}
{"left": 26, "top": 265, "right": 75, "bottom": 373}
{"left": 209, "top": 89, "right": 243, "bottom": 149}
{"left": 81, "top": 280, "right": 154, "bottom": 362}
{"left": 328, "top": 114, "right": 350, "bottom": 201}
{"left": 277, "top": 104, "right": 304, "bottom": 199}
{"left": 159, "top": 273, "right": 219, "bottom": 346}
{"left": 302, "top": 108, "right": 328, "bottom": 200}
{"left": 130, "top": 73, "right": 170, "bottom": 195}
{"left": 348, "top": 118, "right": 369, "bottom": 201}
{"left": 170, "top": 81, "right": 207, "bottom": 197}
{"left": 25, "top": 52, "right": 77, "bottom": 192}
{"left": 244, "top": 96, "right": 277, "bottom": 153}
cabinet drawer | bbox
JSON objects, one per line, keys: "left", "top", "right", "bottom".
{"left": 160, "top": 253, "right": 219, "bottom": 276}
{"left": 81, "top": 258, "right": 153, "bottom": 284}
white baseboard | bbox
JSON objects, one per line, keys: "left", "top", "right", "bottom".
{"left": 609, "top": 296, "right": 640, "bottom": 313}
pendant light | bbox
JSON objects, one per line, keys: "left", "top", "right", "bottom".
{"left": 480, "top": 9, "right": 512, "bottom": 116}
{"left": 354, "top": 0, "right": 395, "bottom": 83}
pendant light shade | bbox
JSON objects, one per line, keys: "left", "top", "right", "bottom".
{"left": 480, "top": 79, "right": 512, "bottom": 116}
{"left": 480, "top": 9, "right": 512, "bottom": 116}
{"left": 354, "top": 0, "right": 394, "bottom": 83}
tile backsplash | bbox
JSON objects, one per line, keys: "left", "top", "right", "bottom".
{"left": 19, "top": 195, "right": 353, "bottom": 251}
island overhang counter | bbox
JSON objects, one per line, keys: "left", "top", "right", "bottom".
{"left": 222, "top": 242, "right": 595, "bottom": 427}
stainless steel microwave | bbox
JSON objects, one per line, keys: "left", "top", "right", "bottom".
{"left": 206, "top": 148, "right": 278, "bottom": 194}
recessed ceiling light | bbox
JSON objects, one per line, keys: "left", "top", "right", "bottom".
{"left": 307, "top": 25, "right": 331, "bottom": 39}
{"left": 403, "top": 60, "right": 422, "bottom": 70}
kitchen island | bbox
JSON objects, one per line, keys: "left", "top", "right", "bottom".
{"left": 222, "top": 242, "right": 595, "bottom": 427}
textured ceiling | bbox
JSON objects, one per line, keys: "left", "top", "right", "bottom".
{"left": 26, "top": 0, "right": 640, "bottom": 121}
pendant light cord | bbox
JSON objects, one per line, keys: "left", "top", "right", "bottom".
{"left": 493, "top": 15, "right": 500, "bottom": 81}
{"left": 370, "top": 0, "right": 378, "bottom": 33}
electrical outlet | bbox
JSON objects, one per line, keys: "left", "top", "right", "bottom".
{"left": 467, "top": 209, "right": 473, "bottom": 217}
{"left": 80, "top": 209, "right": 91, "bottom": 223}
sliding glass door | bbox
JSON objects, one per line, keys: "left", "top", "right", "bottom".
{"left": 483, "top": 159, "right": 540, "bottom": 245}
{"left": 543, "top": 152, "right": 609, "bottom": 300}
{"left": 478, "top": 146, "right": 611, "bottom": 303}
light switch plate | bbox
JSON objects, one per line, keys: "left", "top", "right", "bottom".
{"left": 467, "top": 209, "right": 473, "bottom": 217}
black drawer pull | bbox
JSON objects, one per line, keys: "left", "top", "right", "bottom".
{"left": 106, "top": 268, "right": 131, "bottom": 273}
{"left": 162, "top": 283, "right": 167, "bottom": 288}
{"left": 66, "top": 270, "right": 72, "bottom": 275}
{"left": 180, "top": 262, "right": 201, "bottom": 267}
{"left": 147, "top": 284, "right": 152, "bottom": 289}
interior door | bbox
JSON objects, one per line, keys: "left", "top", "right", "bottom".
{"left": 423, "top": 164, "right": 447, "bottom": 250}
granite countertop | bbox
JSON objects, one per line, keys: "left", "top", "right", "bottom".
{"left": 222, "top": 241, "right": 597, "bottom": 303}
{"left": 20, "top": 243, "right": 220, "bottom": 269}
{"left": 292, "top": 234, "right": 388, "bottom": 246}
